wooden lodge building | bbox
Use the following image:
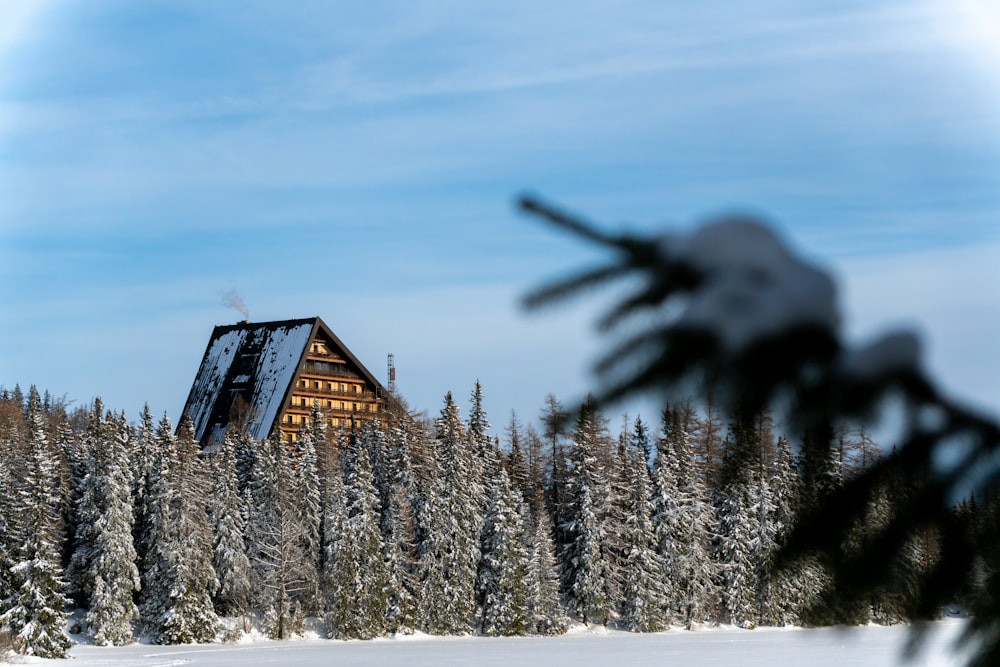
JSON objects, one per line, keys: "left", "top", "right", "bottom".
{"left": 180, "top": 317, "right": 386, "bottom": 448}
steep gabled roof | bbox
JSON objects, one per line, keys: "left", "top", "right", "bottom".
{"left": 180, "top": 316, "right": 384, "bottom": 447}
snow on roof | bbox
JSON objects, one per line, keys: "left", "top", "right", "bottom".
{"left": 181, "top": 318, "right": 316, "bottom": 446}
{"left": 658, "top": 218, "right": 839, "bottom": 353}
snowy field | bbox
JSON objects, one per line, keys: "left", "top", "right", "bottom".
{"left": 12, "top": 620, "right": 971, "bottom": 667}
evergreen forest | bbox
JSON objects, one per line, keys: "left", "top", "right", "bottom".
{"left": 0, "top": 381, "right": 990, "bottom": 658}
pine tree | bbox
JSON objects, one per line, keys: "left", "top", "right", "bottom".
{"left": 137, "top": 413, "right": 171, "bottom": 626}
{"left": 523, "top": 424, "right": 549, "bottom": 521}
{"left": 378, "top": 420, "right": 419, "bottom": 635}
{"left": 140, "top": 415, "right": 219, "bottom": 644}
{"left": 131, "top": 404, "right": 158, "bottom": 586}
{"left": 678, "top": 415, "right": 719, "bottom": 629}
{"left": 651, "top": 408, "right": 682, "bottom": 620}
{"left": 762, "top": 435, "right": 808, "bottom": 626}
{"left": 467, "top": 381, "right": 492, "bottom": 463}
{"left": 522, "top": 507, "right": 568, "bottom": 635}
{"left": 208, "top": 430, "right": 252, "bottom": 618}
{"left": 63, "top": 399, "right": 100, "bottom": 604}
{"left": 416, "top": 393, "right": 481, "bottom": 634}
{"left": 560, "top": 397, "right": 614, "bottom": 626}
{"left": 467, "top": 381, "right": 493, "bottom": 523}
{"left": 604, "top": 431, "right": 630, "bottom": 610}
{"left": 540, "top": 394, "right": 569, "bottom": 548}
{"left": 619, "top": 423, "right": 668, "bottom": 632}
{"left": 320, "top": 440, "right": 346, "bottom": 626}
{"left": 0, "top": 422, "right": 15, "bottom": 627}
{"left": 82, "top": 410, "right": 140, "bottom": 645}
{"left": 247, "top": 432, "right": 310, "bottom": 639}
{"left": 801, "top": 426, "right": 870, "bottom": 626}
{"left": 505, "top": 412, "right": 531, "bottom": 507}
{"left": 715, "top": 410, "right": 775, "bottom": 628}
{"left": 166, "top": 418, "right": 220, "bottom": 642}
{"left": 713, "top": 412, "right": 768, "bottom": 629}
{"left": 232, "top": 426, "right": 258, "bottom": 498}
{"left": 747, "top": 412, "right": 779, "bottom": 627}
{"left": 478, "top": 467, "right": 531, "bottom": 636}
{"left": 324, "top": 425, "right": 391, "bottom": 639}
{"left": 292, "top": 405, "right": 323, "bottom": 613}
{"left": 65, "top": 399, "right": 104, "bottom": 603}
{"left": 693, "top": 396, "right": 726, "bottom": 486}
{"left": 0, "top": 387, "right": 72, "bottom": 658}
{"left": 631, "top": 415, "right": 654, "bottom": 477}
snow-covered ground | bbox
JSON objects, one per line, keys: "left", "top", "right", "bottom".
{"left": 13, "top": 620, "right": 971, "bottom": 667}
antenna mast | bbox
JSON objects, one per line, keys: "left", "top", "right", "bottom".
{"left": 387, "top": 353, "right": 396, "bottom": 393}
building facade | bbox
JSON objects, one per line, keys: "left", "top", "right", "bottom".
{"left": 180, "top": 317, "right": 385, "bottom": 448}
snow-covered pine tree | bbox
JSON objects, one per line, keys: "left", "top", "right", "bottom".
{"left": 130, "top": 404, "right": 158, "bottom": 586}
{"left": 65, "top": 399, "right": 104, "bottom": 603}
{"left": 713, "top": 412, "right": 766, "bottom": 629}
{"left": 292, "top": 405, "right": 323, "bottom": 614}
{"left": 320, "top": 438, "right": 346, "bottom": 627}
{"left": 137, "top": 412, "right": 171, "bottom": 626}
{"left": 139, "top": 415, "right": 219, "bottom": 644}
{"left": 323, "top": 424, "right": 391, "bottom": 639}
{"left": 505, "top": 412, "right": 530, "bottom": 506}
{"left": 631, "top": 415, "right": 654, "bottom": 478}
{"left": 540, "top": 394, "right": 569, "bottom": 552}
{"left": 761, "top": 435, "right": 808, "bottom": 626}
{"left": 863, "top": 470, "right": 902, "bottom": 624}
{"left": 208, "top": 430, "right": 252, "bottom": 618}
{"left": 605, "top": 430, "right": 630, "bottom": 614}
{"left": 247, "top": 431, "right": 310, "bottom": 639}
{"left": 0, "top": 413, "right": 15, "bottom": 626}
{"left": 654, "top": 404, "right": 717, "bottom": 629}
{"left": 466, "top": 381, "right": 493, "bottom": 530}
{"left": 82, "top": 410, "right": 140, "bottom": 645}
{"left": 652, "top": 407, "right": 682, "bottom": 621}
{"left": 231, "top": 426, "right": 258, "bottom": 498}
{"left": 523, "top": 424, "right": 549, "bottom": 521}
{"left": 63, "top": 399, "right": 101, "bottom": 603}
{"left": 416, "top": 392, "right": 481, "bottom": 634}
{"left": 522, "top": 505, "right": 568, "bottom": 635}
{"left": 560, "top": 397, "right": 615, "bottom": 626}
{"left": 749, "top": 413, "right": 778, "bottom": 627}
{"left": 378, "top": 420, "right": 419, "bottom": 634}
{"left": 798, "top": 426, "right": 868, "bottom": 626}
{"left": 0, "top": 387, "right": 72, "bottom": 658}
{"left": 619, "top": 420, "right": 668, "bottom": 632}
{"left": 466, "top": 380, "right": 498, "bottom": 488}
{"left": 478, "top": 466, "right": 531, "bottom": 636}
{"left": 162, "top": 417, "right": 219, "bottom": 643}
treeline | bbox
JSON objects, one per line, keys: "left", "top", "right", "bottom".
{"left": 0, "top": 382, "right": 991, "bottom": 657}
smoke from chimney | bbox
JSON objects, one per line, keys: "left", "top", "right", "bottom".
{"left": 222, "top": 288, "right": 250, "bottom": 322}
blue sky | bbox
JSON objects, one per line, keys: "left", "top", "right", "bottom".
{"left": 2, "top": 0, "right": 998, "bottom": 434}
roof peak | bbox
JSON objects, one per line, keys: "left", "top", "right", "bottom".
{"left": 211, "top": 316, "right": 322, "bottom": 333}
